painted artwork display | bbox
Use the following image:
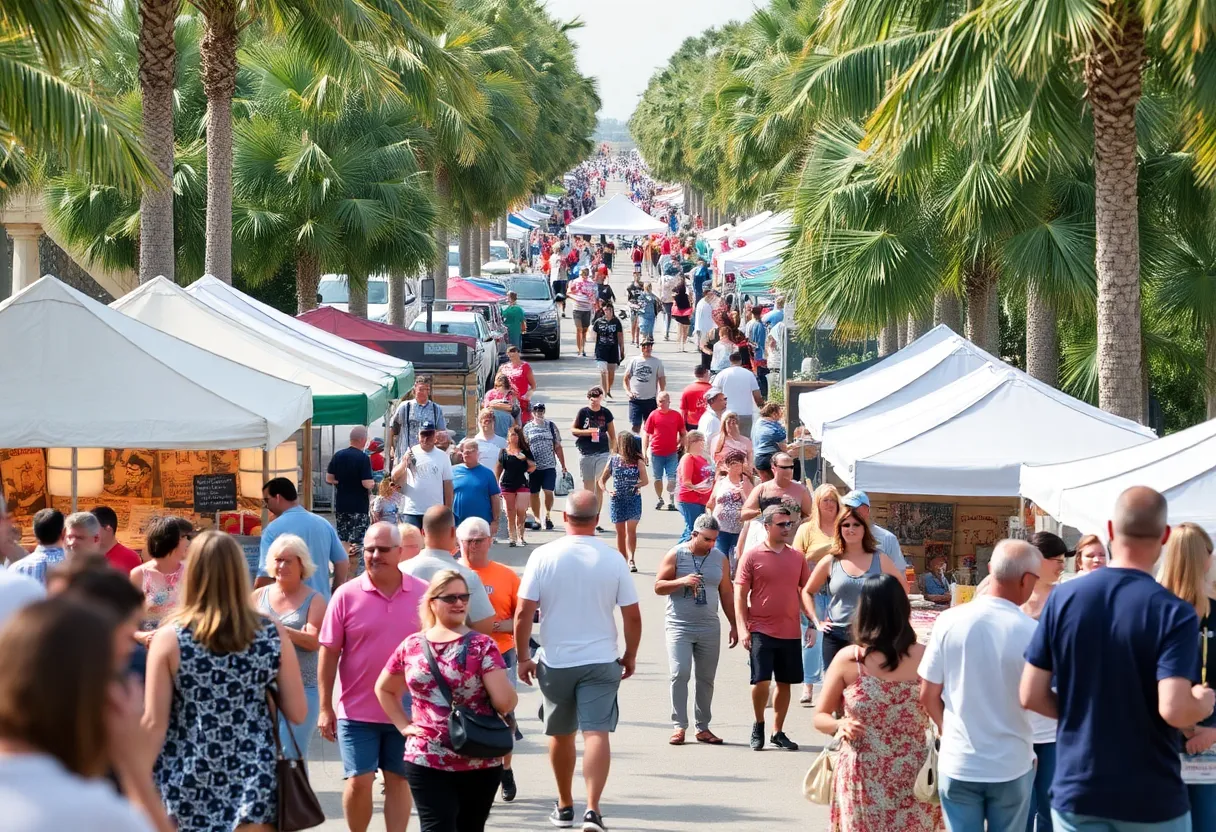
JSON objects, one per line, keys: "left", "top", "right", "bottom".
{"left": 104, "top": 449, "right": 157, "bottom": 498}
{"left": 0, "top": 449, "right": 47, "bottom": 518}
{"left": 889, "top": 501, "right": 954, "bottom": 546}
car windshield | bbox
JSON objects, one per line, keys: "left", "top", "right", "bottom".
{"left": 317, "top": 279, "right": 387, "bottom": 304}
{"left": 507, "top": 280, "right": 551, "bottom": 300}
{"left": 410, "top": 319, "right": 480, "bottom": 338}
{"left": 490, "top": 244, "right": 510, "bottom": 261}
{"left": 448, "top": 250, "right": 460, "bottom": 267}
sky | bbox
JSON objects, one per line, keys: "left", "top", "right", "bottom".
{"left": 560, "top": 0, "right": 755, "bottom": 121}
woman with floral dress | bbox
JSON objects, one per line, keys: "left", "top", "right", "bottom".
{"left": 705, "top": 449, "right": 753, "bottom": 570}
{"left": 374, "top": 570, "right": 517, "bottom": 832}
{"left": 599, "top": 431, "right": 648, "bottom": 571}
{"left": 813, "top": 574, "right": 942, "bottom": 832}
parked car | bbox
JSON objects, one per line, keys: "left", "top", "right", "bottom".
{"left": 408, "top": 310, "right": 500, "bottom": 393}
{"left": 317, "top": 274, "right": 419, "bottom": 324}
{"left": 448, "top": 240, "right": 514, "bottom": 277}
{"left": 500, "top": 274, "right": 560, "bottom": 359}
{"left": 437, "top": 299, "right": 509, "bottom": 370}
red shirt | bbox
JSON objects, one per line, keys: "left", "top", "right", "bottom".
{"left": 680, "top": 381, "right": 712, "bottom": 427}
{"left": 643, "top": 408, "right": 685, "bottom": 456}
{"left": 676, "top": 453, "right": 715, "bottom": 506}
{"left": 661, "top": 238, "right": 672, "bottom": 256}
{"left": 370, "top": 451, "right": 385, "bottom": 473}
{"left": 631, "top": 247, "right": 644, "bottom": 264}
{"left": 104, "top": 542, "right": 142, "bottom": 575}
{"left": 735, "top": 544, "right": 810, "bottom": 640}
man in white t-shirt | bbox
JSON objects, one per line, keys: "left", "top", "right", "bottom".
{"left": 709, "top": 350, "right": 763, "bottom": 435}
{"left": 390, "top": 421, "right": 453, "bottom": 529}
{"left": 515, "top": 490, "right": 642, "bottom": 832}
{"left": 696, "top": 388, "right": 728, "bottom": 460}
{"left": 918, "top": 539, "right": 1041, "bottom": 830}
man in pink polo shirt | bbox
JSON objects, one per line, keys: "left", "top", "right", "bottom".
{"left": 319, "top": 521, "right": 428, "bottom": 832}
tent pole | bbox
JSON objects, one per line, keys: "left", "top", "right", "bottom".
{"left": 261, "top": 450, "right": 270, "bottom": 528}
{"left": 71, "top": 447, "right": 78, "bottom": 513}
{"left": 302, "top": 420, "right": 313, "bottom": 512}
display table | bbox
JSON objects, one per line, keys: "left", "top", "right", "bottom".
{"left": 910, "top": 607, "right": 946, "bottom": 644}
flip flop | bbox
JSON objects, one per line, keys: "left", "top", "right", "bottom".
{"left": 669, "top": 729, "right": 686, "bottom": 745}
{"left": 695, "top": 730, "right": 724, "bottom": 745}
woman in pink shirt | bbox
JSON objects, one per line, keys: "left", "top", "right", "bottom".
{"left": 676, "top": 431, "right": 715, "bottom": 544}
{"left": 375, "top": 570, "right": 516, "bottom": 832}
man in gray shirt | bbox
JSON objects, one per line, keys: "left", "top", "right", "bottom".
{"left": 841, "top": 490, "right": 908, "bottom": 572}
{"left": 622, "top": 339, "right": 667, "bottom": 432}
{"left": 653, "top": 514, "right": 738, "bottom": 745}
{"left": 398, "top": 505, "right": 495, "bottom": 635}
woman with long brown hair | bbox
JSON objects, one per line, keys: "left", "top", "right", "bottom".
{"left": 144, "top": 531, "right": 306, "bottom": 831}
{"left": 801, "top": 508, "right": 906, "bottom": 671}
{"left": 495, "top": 424, "right": 536, "bottom": 548}
{"left": 792, "top": 484, "right": 843, "bottom": 705}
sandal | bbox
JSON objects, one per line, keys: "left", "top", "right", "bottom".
{"left": 695, "top": 730, "right": 724, "bottom": 745}
{"left": 669, "top": 729, "right": 686, "bottom": 745}
{"left": 629, "top": 560, "right": 638, "bottom": 573}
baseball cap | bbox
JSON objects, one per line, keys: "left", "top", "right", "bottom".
{"left": 841, "top": 490, "right": 870, "bottom": 508}
{"left": 704, "top": 388, "right": 725, "bottom": 401}
{"left": 419, "top": 420, "right": 438, "bottom": 434}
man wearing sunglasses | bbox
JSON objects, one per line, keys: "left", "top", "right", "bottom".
{"left": 735, "top": 504, "right": 809, "bottom": 751}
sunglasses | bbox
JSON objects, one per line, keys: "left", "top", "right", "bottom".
{"left": 774, "top": 464, "right": 794, "bottom": 470}
{"left": 435, "top": 593, "right": 471, "bottom": 604}
{"left": 589, "top": 394, "right": 602, "bottom": 399}
{"left": 841, "top": 522, "right": 864, "bottom": 529}
{"left": 771, "top": 520, "right": 794, "bottom": 529}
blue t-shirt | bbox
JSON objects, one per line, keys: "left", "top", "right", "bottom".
{"left": 327, "top": 446, "right": 374, "bottom": 514}
{"left": 745, "top": 319, "right": 766, "bottom": 361}
{"left": 451, "top": 464, "right": 501, "bottom": 522}
{"left": 258, "top": 506, "right": 347, "bottom": 603}
{"left": 751, "top": 418, "right": 786, "bottom": 455}
{"left": 1024, "top": 567, "right": 1200, "bottom": 823}
{"left": 762, "top": 308, "right": 784, "bottom": 328}
{"left": 692, "top": 265, "right": 711, "bottom": 296}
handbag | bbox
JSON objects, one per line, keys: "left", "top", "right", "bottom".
{"left": 555, "top": 470, "right": 575, "bottom": 497}
{"left": 423, "top": 634, "right": 514, "bottom": 759}
{"left": 802, "top": 732, "right": 841, "bottom": 805}
{"left": 913, "top": 726, "right": 941, "bottom": 804}
{"left": 266, "top": 687, "right": 325, "bottom": 831}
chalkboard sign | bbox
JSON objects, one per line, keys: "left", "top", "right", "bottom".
{"left": 192, "top": 473, "right": 238, "bottom": 513}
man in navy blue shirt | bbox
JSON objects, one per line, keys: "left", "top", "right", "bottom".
{"left": 1021, "top": 486, "right": 1215, "bottom": 832}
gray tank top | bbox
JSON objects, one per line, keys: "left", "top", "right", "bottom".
{"left": 665, "top": 544, "right": 726, "bottom": 635}
{"left": 258, "top": 587, "right": 319, "bottom": 687}
{"left": 826, "top": 554, "right": 882, "bottom": 629}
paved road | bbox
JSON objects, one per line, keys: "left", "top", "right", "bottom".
{"left": 310, "top": 181, "right": 832, "bottom": 829}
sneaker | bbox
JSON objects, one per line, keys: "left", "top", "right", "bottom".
{"left": 508, "top": 540, "right": 517, "bottom": 548}
{"left": 595, "top": 525, "right": 606, "bottom": 533}
{"left": 545, "top": 517, "right": 555, "bottom": 530}
{"left": 550, "top": 803, "right": 575, "bottom": 828}
{"left": 665, "top": 501, "right": 677, "bottom": 512}
{"left": 770, "top": 731, "right": 799, "bottom": 751}
{"left": 582, "top": 809, "right": 608, "bottom": 832}
{"left": 500, "top": 769, "right": 517, "bottom": 802}
{"left": 525, "top": 518, "right": 541, "bottom": 531}
{"left": 655, "top": 499, "right": 665, "bottom": 511}
{"left": 750, "top": 721, "right": 765, "bottom": 751}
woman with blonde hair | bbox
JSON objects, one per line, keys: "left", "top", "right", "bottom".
{"left": 792, "top": 484, "right": 842, "bottom": 705}
{"left": 251, "top": 534, "right": 326, "bottom": 759}
{"left": 1159, "top": 523, "right": 1216, "bottom": 830}
{"left": 802, "top": 508, "right": 907, "bottom": 671}
{"left": 1074, "top": 534, "right": 1107, "bottom": 574}
{"left": 375, "top": 570, "right": 516, "bottom": 832}
{"left": 710, "top": 410, "right": 754, "bottom": 473}
{"left": 145, "top": 531, "right": 307, "bottom": 831}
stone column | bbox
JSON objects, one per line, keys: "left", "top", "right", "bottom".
{"left": 8, "top": 224, "right": 42, "bottom": 294}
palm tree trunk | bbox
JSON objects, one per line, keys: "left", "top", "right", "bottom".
{"left": 479, "top": 223, "right": 491, "bottom": 267}
{"left": 432, "top": 167, "right": 451, "bottom": 299}
{"left": 348, "top": 279, "right": 368, "bottom": 319}
{"left": 965, "top": 261, "right": 999, "bottom": 354}
{"left": 459, "top": 224, "right": 472, "bottom": 276}
{"left": 934, "top": 290, "right": 961, "bottom": 332}
{"left": 470, "top": 225, "right": 482, "bottom": 276}
{"left": 295, "top": 251, "right": 320, "bottom": 313}
{"left": 1206, "top": 324, "right": 1216, "bottom": 419}
{"left": 388, "top": 271, "right": 405, "bottom": 326}
{"left": 878, "top": 318, "right": 897, "bottom": 356}
{"left": 137, "top": 0, "right": 176, "bottom": 284}
{"left": 908, "top": 313, "right": 931, "bottom": 342}
{"left": 1086, "top": 5, "right": 1146, "bottom": 422}
{"left": 1026, "top": 285, "right": 1059, "bottom": 387}
{"left": 200, "top": 0, "right": 238, "bottom": 283}
{"left": 896, "top": 316, "right": 908, "bottom": 349}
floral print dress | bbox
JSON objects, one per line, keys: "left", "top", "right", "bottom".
{"left": 386, "top": 631, "right": 506, "bottom": 772}
{"left": 831, "top": 657, "right": 943, "bottom": 832}
{"left": 607, "top": 455, "right": 642, "bottom": 524}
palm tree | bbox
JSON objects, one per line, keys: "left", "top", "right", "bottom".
{"left": 138, "top": 0, "right": 178, "bottom": 282}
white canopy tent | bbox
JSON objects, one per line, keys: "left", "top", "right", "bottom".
{"left": 0, "top": 276, "right": 311, "bottom": 449}
{"left": 821, "top": 364, "right": 1155, "bottom": 496}
{"left": 703, "top": 221, "right": 734, "bottom": 239}
{"left": 566, "top": 194, "right": 668, "bottom": 236}
{"left": 1020, "top": 418, "right": 1216, "bottom": 538}
{"left": 717, "top": 236, "right": 788, "bottom": 273}
{"left": 519, "top": 206, "right": 548, "bottom": 222}
{"left": 112, "top": 277, "right": 390, "bottom": 408}
{"left": 730, "top": 210, "right": 792, "bottom": 245}
{"left": 506, "top": 224, "right": 527, "bottom": 241}
{"left": 799, "top": 326, "right": 996, "bottom": 439}
{"left": 185, "top": 275, "right": 411, "bottom": 395}
{"left": 725, "top": 211, "right": 773, "bottom": 242}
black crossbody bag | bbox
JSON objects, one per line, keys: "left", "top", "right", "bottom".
{"left": 422, "top": 634, "right": 514, "bottom": 759}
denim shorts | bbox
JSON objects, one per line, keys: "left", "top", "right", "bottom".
{"left": 337, "top": 718, "right": 408, "bottom": 779}
{"left": 650, "top": 453, "right": 678, "bottom": 486}
{"left": 529, "top": 467, "right": 557, "bottom": 493}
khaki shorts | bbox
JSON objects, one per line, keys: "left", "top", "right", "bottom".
{"left": 537, "top": 661, "right": 622, "bottom": 735}
{"left": 579, "top": 453, "right": 609, "bottom": 484}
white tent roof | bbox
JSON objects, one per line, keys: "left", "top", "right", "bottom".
{"left": 703, "top": 222, "right": 734, "bottom": 239}
{"left": 1020, "top": 418, "right": 1216, "bottom": 538}
{"left": 0, "top": 277, "right": 311, "bottom": 449}
{"left": 822, "top": 364, "right": 1155, "bottom": 497}
{"left": 799, "top": 326, "right": 995, "bottom": 439}
{"left": 506, "top": 224, "right": 527, "bottom": 241}
{"left": 567, "top": 194, "right": 667, "bottom": 236}
{"left": 185, "top": 275, "right": 408, "bottom": 389}
{"left": 717, "top": 236, "right": 788, "bottom": 273}
{"left": 725, "top": 211, "right": 773, "bottom": 241}
{"left": 112, "top": 277, "right": 387, "bottom": 400}
{"left": 730, "top": 210, "right": 792, "bottom": 245}
{"left": 519, "top": 206, "right": 547, "bottom": 222}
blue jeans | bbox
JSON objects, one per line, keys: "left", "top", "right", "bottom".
{"left": 1027, "top": 742, "right": 1056, "bottom": 831}
{"left": 1192, "top": 784, "right": 1216, "bottom": 832}
{"left": 1052, "top": 810, "right": 1191, "bottom": 832}
{"left": 940, "top": 768, "right": 1034, "bottom": 832}
{"left": 676, "top": 500, "right": 705, "bottom": 543}
{"left": 279, "top": 685, "right": 319, "bottom": 760}
{"left": 801, "top": 613, "right": 823, "bottom": 686}
{"left": 650, "top": 453, "right": 678, "bottom": 491}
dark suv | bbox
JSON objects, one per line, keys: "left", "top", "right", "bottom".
{"left": 502, "top": 275, "right": 561, "bottom": 359}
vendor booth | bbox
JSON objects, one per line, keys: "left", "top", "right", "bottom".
{"left": 566, "top": 194, "right": 668, "bottom": 237}
{"left": 0, "top": 277, "right": 313, "bottom": 549}
{"left": 1020, "top": 417, "right": 1216, "bottom": 539}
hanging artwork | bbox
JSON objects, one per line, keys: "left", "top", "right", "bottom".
{"left": 104, "top": 450, "right": 157, "bottom": 498}
{"left": 0, "top": 449, "right": 48, "bottom": 517}
{"left": 889, "top": 501, "right": 955, "bottom": 546}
